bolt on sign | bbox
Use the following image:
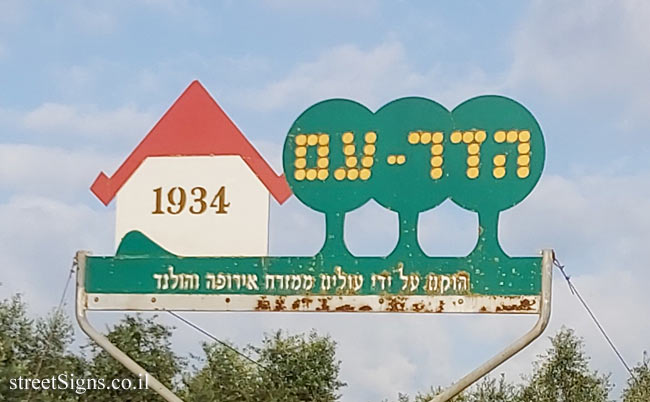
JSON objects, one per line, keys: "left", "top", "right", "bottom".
{"left": 80, "top": 81, "right": 547, "bottom": 315}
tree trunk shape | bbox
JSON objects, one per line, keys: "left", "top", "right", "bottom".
{"left": 473, "top": 209, "right": 507, "bottom": 257}
{"left": 391, "top": 211, "right": 425, "bottom": 258}
{"left": 320, "top": 211, "right": 349, "bottom": 256}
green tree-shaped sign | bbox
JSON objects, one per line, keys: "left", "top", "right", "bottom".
{"left": 282, "top": 100, "right": 375, "bottom": 256}
{"left": 449, "top": 96, "right": 545, "bottom": 257}
{"left": 373, "top": 98, "right": 453, "bottom": 257}
{"left": 282, "top": 96, "right": 544, "bottom": 259}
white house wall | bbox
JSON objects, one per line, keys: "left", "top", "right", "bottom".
{"left": 115, "top": 155, "right": 269, "bottom": 256}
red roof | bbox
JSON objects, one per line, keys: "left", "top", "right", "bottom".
{"left": 90, "top": 80, "right": 292, "bottom": 205}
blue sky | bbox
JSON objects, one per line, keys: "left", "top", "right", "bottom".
{"left": 1, "top": 1, "right": 650, "bottom": 401}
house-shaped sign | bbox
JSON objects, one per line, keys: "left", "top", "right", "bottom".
{"left": 90, "top": 81, "right": 291, "bottom": 256}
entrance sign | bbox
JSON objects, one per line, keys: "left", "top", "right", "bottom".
{"left": 83, "top": 88, "right": 545, "bottom": 314}
{"left": 76, "top": 81, "right": 553, "bottom": 402}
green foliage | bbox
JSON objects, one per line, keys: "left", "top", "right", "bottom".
{"left": 389, "top": 375, "right": 515, "bottom": 402}
{"left": 0, "top": 295, "right": 346, "bottom": 402}
{"left": 622, "top": 353, "right": 650, "bottom": 402}
{"left": 254, "top": 330, "right": 346, "bottom": 402}
{"left": 83, "top": 314, "right": 183, "bottom": 402}
{"left": 33, "top": 310, "right": 85, "bottom": 373}
{"left": 24, "top": 310, "right": 85, "bottom": 401}
{"left": 390, "top": 329, "right": 614, "bottom": 402}
{"left": 0, "top": 295, "right": 637, "bottom": 402}
{"left": 182, "top": 343, "right": 259, "bottom": 402}
{"left": 518, "top": 328, "right": 612, "bottom": 402}
{"left": 466, "top": 375, "right": 518, "bottom": 402}
{"left": 0, "top": 295, "right": 34, "bottom": 400}
{"left": 184, "top": 330, "right": 345, "bottom": 402}
{"left": 0, "top": 296, "right": 82, "bottom": 402}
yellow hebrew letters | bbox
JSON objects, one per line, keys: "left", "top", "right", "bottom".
{"left": 493, "top": 130, "right": 531, "bottom": 179}
{"left": 451, "top": 130, "right": 487, "bottom": 179}
{"left": 294, "top": 134, "right": 330, "bottom": 181}
{"left": 334, "top": 131, "right": 376, "bottom": 181}
{"left": 407, "top": 131, "right": 445, "bottom": 180}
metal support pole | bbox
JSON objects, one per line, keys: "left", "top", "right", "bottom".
{"left": 75, "top": 251, "right": 184, "bottom": 402}
{"left": 432, "top": 249, "right": 553, "bottom": 402}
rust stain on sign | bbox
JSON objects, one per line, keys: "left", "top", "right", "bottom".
{"left": 495, "top": 297, "right": 536, "bottom": 312}
{"left": 256, "top": 297, "right": 271, "bottom": 311}
{"left": 316, "top": 297, "right": 330, "bottom": 311}
{"left": 302, "top": 297, "right": 313, "bottom": 308}
{"left": 335, "top": 304, "right": 355, "bottom": 312}
{"left": 274, "top": 297, "right": 286, "bottom": 311}
{"left": 90, "top": 294, "right": 541, "bottom": 314}
{"left": 387, "top": 296, "right": 406, "bottom": 312}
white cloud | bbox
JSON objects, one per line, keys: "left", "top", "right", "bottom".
{"left": 241, "top": 41, "right": 429, "bottom": 112}
{"left": 138, "top": 0, "right": 192, "bottom": 13}
{"left": 239, "top": 40, "right": 504, "bottom": 114}
{"left": 61, "top": 1, "right": 120, "bottom": 35}
{"left": 269, "top": 198, "right": 324, "bottom": 256}
{"left": 0, "top": 0, "right": 27, "bottom": 25}
{"left": 0, "top": 144, "right": 119, "bottom": 201}
{"left": 263, "top": 0, "right": 380, "bottom": 18}
{"left": 509, "top": 0, "right": 650, "bottom": 105}
{"left": 250, "top": 138, "right": 283, "bottom": 173}
{"left": 21, "top": 103, "right": 155, "bottom": 141}
{"left": 59, "top": 0, "right": 207, "bottom": 36}
{"left": 502, "top": 172, "right": 650, "bottom": 266}
{"left": 0, "top": 195, "right": 113, "bottom": 314}
{"left": 345, "top": 200, "right": 399, "bottom": 256}
{"left": 418, "top": 201, "right": 479, "bottom": 257}
{"left": 0, "top": 0, "right": 27, "bottom": 59}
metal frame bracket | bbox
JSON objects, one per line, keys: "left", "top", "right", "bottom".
{"left": 432, "top": 249, "right": 553, "bottom": 401}
{"left": 75, "top": 251, "right": 184, "bottom": 402}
